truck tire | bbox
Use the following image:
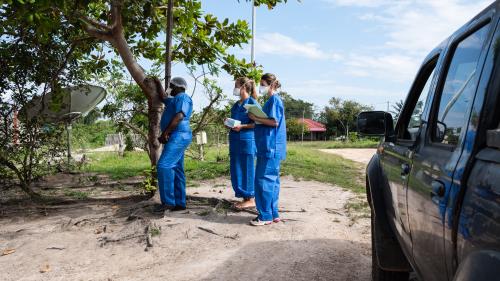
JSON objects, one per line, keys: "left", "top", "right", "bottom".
{"left": 372, "top": 213, "right": 410, "bottom": 281}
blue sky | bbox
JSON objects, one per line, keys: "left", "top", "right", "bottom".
{"left": 171, "top": 0, "right": 493, "bottom": 111}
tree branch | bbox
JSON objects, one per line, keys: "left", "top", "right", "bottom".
{"left": 79, "top": 14, "right": 112, "bottom": 31}
{"left": 192, "top": 92, "right": 222, "bottom": 134}
{"left": 81, "top": 24, "right": 113, "bottom": 41}
{"left": 0, "top": 153, "right": 24, "bottom": 183}
{"left": 110, "top": 0, "right": 124, "bottom": 33}
{"left": 118, "top": 120, "right": 147, "bottom": 143}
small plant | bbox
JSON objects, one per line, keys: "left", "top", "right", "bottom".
{"left": 87, "top": 175, "right": 98, "bottom": 182}
{"left": 149, "top": 226, "right": 161, "bottom": 237}
{"left": 142, "top": 166, "right": 157, "bottom": 196}
{"left": 64, "top": 190, "right": 90, "bottom": 200}
{"left": 196, "top": 209, "right": 211, "bottom": 216}
{"left": 348, "top": 132, "right": 359, "bottom": 142}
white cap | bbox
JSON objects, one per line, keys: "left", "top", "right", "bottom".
{"left": 170, "top": 77, "right": 188, "bottom": 90}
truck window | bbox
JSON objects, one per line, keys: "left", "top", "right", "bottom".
{"left": 434, "top": 24, "right": 491, "bottom": 146}
{"left": 408, "top": 68, "right": 435, "bottom": 139}
{"left": 397, "top": 58, "right": 437, "bottom": 142}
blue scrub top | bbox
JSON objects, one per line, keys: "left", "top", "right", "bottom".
{"left": 229, "top": 97, "right": 258, "bottom": 154}
{"left": 255, "top": 93, "right": 287, "bottom": 160}
{"left": 160, "top": 92, "right": 193, "bottom": 134}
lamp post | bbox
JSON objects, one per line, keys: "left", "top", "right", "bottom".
{"left": 251, "top": 0, "right": 256, "bottom": 64}
{"left": 165, "top": 0, "right": 174, "bottom": 89}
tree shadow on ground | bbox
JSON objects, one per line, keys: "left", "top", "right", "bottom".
{"left": 201, "top": 239, "right": 371, "bottom": 281}
{"left": 0, "top": 191, "right": 254, "bottom": 226}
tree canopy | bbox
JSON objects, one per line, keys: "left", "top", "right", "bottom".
{"left": 280, "top": 92, "right": 315, "bottom": 119}
{"left": 319, "top": 97, "right": 373, "bottom": 138}
{"left": 1, "top": 0, "right": 289, "bottom": 166}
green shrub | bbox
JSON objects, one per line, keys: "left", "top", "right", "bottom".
{"left": 125, "top": 134, "right": 134, "bottom": 151}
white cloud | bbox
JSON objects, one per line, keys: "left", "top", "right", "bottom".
{"left": 373, "top": 0, "right": 491, "bottom": 55}
{"left": 255, "top": 32, "right": 342, "bottom": 61}
{"left": 322, "top": 0, "right": 492, "bottom": 87}
{"left": 345, "top": 53, "right": 421, "bottom": 82}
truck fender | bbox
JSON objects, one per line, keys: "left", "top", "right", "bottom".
{"left": 453, "top": 250, "right": 500, "bottom": 281}
{"left": 366, "top": 153, "right": 411, "bottom": 271}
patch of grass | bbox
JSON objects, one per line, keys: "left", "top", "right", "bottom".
{"left": 282, "top": 144, "right": 365, "bottom": 194}
{"left": 187, "top": 181, "right": 201, "bottom": 187}
{"left": 345, "top": 200, "right": 369, "bottom": 212}
{"left": 85, "top": 152, "right": 150, "bottom": 180}
{"left": 344, "top": 199, "right": 371, "bottom": 225}
{"left": 85, "top": 150, "right": 229, "bottom": 181}
{"left": 185, "top": 160, "right": 229, "bottom": 181}
{"left": 326, "top": 140, "right": 379, "bottom": 149}
{"left": 196, "top": 209, "right": 211, "bottom": 216}
{"left": 85, "top": 142, "right": 368, "bottom": 194}
{"left": 64, "top": 190, "right": 90, "bottom": 200}
{"left": 290, "top": 140, "right": 379, "bottom": 149}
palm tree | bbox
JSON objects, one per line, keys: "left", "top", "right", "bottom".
{"left": 391, "top": 100, "right": 404, "bottom": 121}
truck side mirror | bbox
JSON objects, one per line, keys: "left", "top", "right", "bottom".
{"left": 435, "top": 121, "right": 447, "bottom": 143}
{"left": 357, "top": 111, "right": 395, "bottom": 140}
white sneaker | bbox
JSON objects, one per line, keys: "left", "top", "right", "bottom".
{"left": 250, "top": 217, "right": 272, "bottom": 226}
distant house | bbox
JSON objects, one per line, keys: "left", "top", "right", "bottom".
{"left": 297, "top": 118, "right": 327, "bottom": 141}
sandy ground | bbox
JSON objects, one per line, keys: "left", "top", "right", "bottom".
{"left": 318, "top": 149, "right": 377, "bottom": 166}
{"left": 0, "top": 175, "right": 371, "bottom": 281}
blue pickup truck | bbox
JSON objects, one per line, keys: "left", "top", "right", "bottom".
{"left": 357, "top": 1, "right": 500, "bottom": 281}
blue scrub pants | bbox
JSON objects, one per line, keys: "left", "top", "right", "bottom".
{"left": 157, "top": 133, "right": 192, "bottom": 207}
{"left": 230, "top": 152, "right": 255, "bottom": 198}
{"left": 254, "top": 156, "right": 281, "bottom": 221}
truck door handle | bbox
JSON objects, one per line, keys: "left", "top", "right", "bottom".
{"left": 431, "top": 181, "right": 445, "bottom": 197}
{"left": 401, "top": 163, "right": 411, "bottom": 176}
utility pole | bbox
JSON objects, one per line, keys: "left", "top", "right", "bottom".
{"left": 251, "top": 0, "right": 256, "bottom": 64}
{"left": 165, "top": 0, "right": 174, "bottom": 89}
{"left": 301, "top": 108, "right": 305, "bottom": 145}
{"left": 386, "top": 101, "right": 390, "bottom": 112}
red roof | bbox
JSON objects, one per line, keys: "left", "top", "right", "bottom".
{"left": 298, "top": 118, "right": 326, "bottom": 132}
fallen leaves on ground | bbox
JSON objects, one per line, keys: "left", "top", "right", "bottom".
{"left": 40, "top": 263, "right": 51, "bottom": 273}
{"left": 1, "top": 248, "right": 15, "bottom": 256}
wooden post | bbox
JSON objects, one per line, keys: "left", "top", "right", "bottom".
{"left": 165, "top": 0, "right": 174, "bottom": 89}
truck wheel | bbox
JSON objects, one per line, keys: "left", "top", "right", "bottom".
{"left": 371, "top": 214, "right": 410, "bottom": 281}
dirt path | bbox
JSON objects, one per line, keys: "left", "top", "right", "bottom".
{"left": 319, "top": 149, "right": 377, "bottom": 165}
{"left": 0, "top": 176, "right": 371, "bottom": 281}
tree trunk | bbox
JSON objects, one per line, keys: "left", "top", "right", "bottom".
{"left": 80, "top": 1, "right": 166, "bottom": 167}
{"left": 20, "top": 182, "right": 41, "bottom": 200}
{"left": 147, "top": 93, "right": 163, "bottom": 166}
{"left": 346, "top": 124, "right": 349, "bottom": 142}
{"left": 110, "top": 30, "right": 165, "bottom": 167}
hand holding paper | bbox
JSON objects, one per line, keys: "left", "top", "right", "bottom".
{"left": 224, "top": 118, "right": 241, "bottom": 128}
{"left": 244, "top": 104, "right": 268, "bottom": 118}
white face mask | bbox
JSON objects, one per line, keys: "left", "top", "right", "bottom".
{"left": 166, "top": 87, "right": 173, "bottom": 95}
{"left": 233, "top": 88, "right": 241, "bottom": 97}
{"left": 259, "top": 86, "right": 270, "bottom": 95}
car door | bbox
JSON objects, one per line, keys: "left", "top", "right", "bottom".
{"left": 407, "top": 21, "right": 493, "bottom": 281}
{"left": 379, "top": 54, "right": 438, "bottom": 255}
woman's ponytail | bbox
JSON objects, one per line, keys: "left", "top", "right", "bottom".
{"left": 250, "top": 80, "right": 258, "bottom": 100}
{"left": 261, "top": 73, "right": 281, "bottom": 92}
{"left": 236, "top": 77, "right": 258, "bottom": 99}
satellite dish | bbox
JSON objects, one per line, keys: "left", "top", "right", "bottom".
{"left": 23, "top": 85, "right": 106, "bottom": 123}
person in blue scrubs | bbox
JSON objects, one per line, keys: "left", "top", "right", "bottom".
{"left": 248, "top": 73, "right": 287, "bottom": 226}
{"left": 155, "top": 77, "right": 193, "bottom": 213}
{"left": 226, "top": 77, "right": 259, "bottom": 209}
